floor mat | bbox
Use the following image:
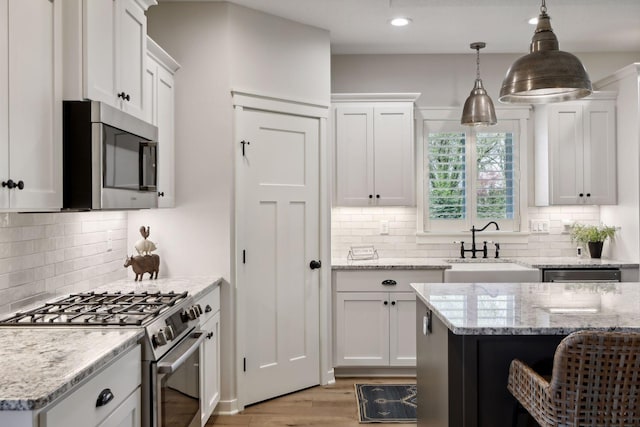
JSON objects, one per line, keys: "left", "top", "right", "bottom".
{"left": 355, "top": 384, "right": 417, "bottom": 423}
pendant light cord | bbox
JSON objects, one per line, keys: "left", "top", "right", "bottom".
{"left": 476, "top": 47, "right": 480, "bottom": 80}
{"left": 540, "top": 0, "right": 547, "bottom": 15}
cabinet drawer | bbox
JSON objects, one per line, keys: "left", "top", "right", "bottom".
{"left": 42, "top": 345, "right": 141, "bottom": 427}
{"left": 334, "top": 270, "right": 443, "bottom": 292}
{"left": 196, "top": 285, "right": 220, "bottom": 324}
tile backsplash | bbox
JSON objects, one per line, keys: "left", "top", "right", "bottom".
{"left": 332, "top": 206, "right": 601, "bottom": 259}
{"left": 0, "top": 211, "right": 128, "bottom": 314}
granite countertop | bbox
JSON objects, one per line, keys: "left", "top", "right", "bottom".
{"left": 331, "top": 257, "right": 639, "bottom": 270}
{"left": 411, "top": 282, "right": 640, "bottom": 336}
{"left": 0, "top": 276, "right": 221, "bottom": 412}
{"left": 0, "top": 328, "right": 143, "bottom": 410}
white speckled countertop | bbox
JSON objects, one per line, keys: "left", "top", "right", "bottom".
{"left": 0, "top": 328, "right": 143, "bottom": 410}
{"left": 332, "top": 257, "right": 639, "bottom": 270}
{"left": 412, "top": 282, "right": 640, "bottom": 336}
{"left": 0, "top": 276, "right": 221, "bottom": 412}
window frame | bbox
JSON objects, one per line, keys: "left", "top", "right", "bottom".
{"left": 415, "top": 107, "right": 531, "bottom": 244}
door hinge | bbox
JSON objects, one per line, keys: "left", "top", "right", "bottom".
{"left": 243, "top": 357, "right": 247, "bottom": 372}
{"left": 242, "top": 250, "right": 246, "bottom": 264}
{"left": 240, "top": 140, "right": 250, "bottom": 156}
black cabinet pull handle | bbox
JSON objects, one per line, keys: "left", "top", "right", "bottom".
{"left": 381, "top": 279, "right": 397, "bottom": 286}
{"left": 158, "top": 191, "right": 165, "bottom": 197}
{"left": 383, "top": 301, "right": 388, "bottom": 305}
{"left": 206, "top": 332, "right": 214, "bottom": 339}
{"left": 309, "top": 260, "right": 321, "bottom": 270}
{"left": 96, "top": 388, "right": 114, "bottom": 407}
{"left": 117, "top": 92, "right": 131, "bottom": 101}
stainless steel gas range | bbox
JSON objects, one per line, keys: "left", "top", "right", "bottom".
{"left": 0, "top": 290, "right": 205, "bottom": 427}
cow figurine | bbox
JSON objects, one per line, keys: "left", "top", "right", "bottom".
{"left": 124, "top": 254, "right": 160, "bottom": 281}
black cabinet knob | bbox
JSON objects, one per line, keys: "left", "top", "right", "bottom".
{"left": 391, "top": 301, "right": 396, "bottom": 306}
{"left": 205, "top": 304, "right": 212, "bottom": 313}
{"left": 309, "top": 260, "right": 321, "bottom": 270}
{"left": 586, "top": 193, "right": 591, "bottom": 197}
{"left": 383, "top": 301, "right": 388, "bottom": 305}
{"left": 376, "top": 194, "right": 380, "bottom": 199}
{"left": 368, "top": 195, "right": 373, "bottom": 199}
{"left": 206, "top": 332, "right": 214, "bottom": 340}
{"left": 117, "top": 92, "right": 131, "bottom": 101}
{"left": 579, "top": 193, "right": 584, "bottom": 197}
{"left": 2, "top": 179, "right": 24, "bottom": 190}
{"left": 158, "top": 191, "right": 165, "bottom": 197}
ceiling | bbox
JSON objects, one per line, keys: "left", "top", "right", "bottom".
{"left": 196, "top": 0, "right": 640, "bottom": 54}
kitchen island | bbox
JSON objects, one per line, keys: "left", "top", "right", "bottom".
{"left": 411, "top": 282, "right": 640, "bottom": 427}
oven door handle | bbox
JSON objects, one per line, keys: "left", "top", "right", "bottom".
{"left": 157, "top": 330, "right": 205, "bottom": 374}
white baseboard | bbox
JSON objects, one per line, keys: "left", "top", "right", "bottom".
{"left": 215, "top": 398, "right": 240, "bottom": 415}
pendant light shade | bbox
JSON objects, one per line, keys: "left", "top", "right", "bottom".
{"left": 499, "top": 0, "right": 592, "bottom": 104}
{"left": 461, "top": 42, "right": 497, "bottom": 126}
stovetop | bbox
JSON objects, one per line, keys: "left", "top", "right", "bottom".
{"left": 0, "top": 291, "right": 189, "bottom": 326}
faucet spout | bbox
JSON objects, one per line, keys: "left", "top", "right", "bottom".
{"left": 477, "top": 221, "right": 500, "bottom": 232}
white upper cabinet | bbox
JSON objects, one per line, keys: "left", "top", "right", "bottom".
{"left": 535, "top": 92, "right": 617, "bottom": 206}
{"left": 63, "top": 0, "right": 157, "bottom": 122}
{"left": 333, "top": 93, "right": 420, "bottom": 206}
{"left": 0, "top": 0, "right": 62, "bottom": 211}
{"left": 146, "top": 37, "right": 180, "bottom": 208}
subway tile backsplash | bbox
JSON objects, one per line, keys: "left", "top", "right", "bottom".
{"left": 0, "top": 211, "right": 128, "bottom": 315}
{"left": 332, "top": 206, "right": 601, "bottom": 259}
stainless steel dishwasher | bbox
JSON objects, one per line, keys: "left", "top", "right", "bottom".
{"left": 542, "top": 268, "right": 621, "bottom": 282}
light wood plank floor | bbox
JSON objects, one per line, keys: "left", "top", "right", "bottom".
{"left": 206, "top": 377, "right": 417, "bottom": 426}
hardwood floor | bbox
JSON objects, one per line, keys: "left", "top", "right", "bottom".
{"left": 206, "top": 377, "right": 417, "bottom": 426}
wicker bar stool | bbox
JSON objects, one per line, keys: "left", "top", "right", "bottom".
{"left": 508, "top": 330, "right": 640, "bottom": 426}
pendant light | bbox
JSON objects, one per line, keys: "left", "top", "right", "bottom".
{"left": 461, "top": 42, "right": 497, "bottom": 126}
{"left": 499, "top": 0, "right": 592, "bottom": 103}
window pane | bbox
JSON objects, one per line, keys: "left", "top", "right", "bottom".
{"left": 428, "top": 132, "right": 466, "bottom": 219}
{"left": 476, "top": 132, "right": 514, "bottom": 220}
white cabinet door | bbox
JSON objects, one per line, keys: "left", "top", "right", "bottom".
{"left": 583, "top": 101, "right": 616, "bottom": 205}
{"left": 0, "top": 0, "right": 8, "bottom": 209}
{"left": 97, "top": 389, "right": 141, "bottom": 427}
{"left": 335, "top": 292, "right": 390, "bottom": 366}
{"left": 333, "top": 95, "right": 417, "bottom": 207}
{"left": 335, "top": 106, "right": 374, "bottom": 206}
{"left": 156, "top": 65, "right": 176, "bottom": 207}
{"left": 201, "top": 312, "right": 220, "bottom": 426}
{"left": 84, "top": 0, "right": 117, "bottom": 107}
{"left": 389, "top": 292, "right": 416, "bottom": 366}
{"left": 536, "top": 94, "right": 617, "bottom": 206}
{"left": 116, "top": 0, "right": 146, "bottom": 120}
{"left": 374, "top": 106, "right": 414, "bottom": 206}
{"left": 5, "top": 0, "right": 61, "bottom": 210}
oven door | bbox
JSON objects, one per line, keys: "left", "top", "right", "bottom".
{"left": 153, "top": 330, "right": 205, "bottom": 427}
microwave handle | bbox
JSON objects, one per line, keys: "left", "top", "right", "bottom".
{"left": 139, "top": 141, "right": 158, "bottom": 192}
{"left": 157, "top": 331, "right": 205, "bottom": 374}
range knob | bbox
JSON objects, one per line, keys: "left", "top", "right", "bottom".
{"left": 187, "top": 307, "right": 197, "bottom": 320}
{"left": 180, "top": 310, "right": 190, "bottom": 323}
{"left": 164, "top": 325, "right": 175, "bottom": 341}
{"left": 152, "top": 330, "right": 167, "bottom": 347}
{"left": 196, "top": 304, "right": 203, "bottom": 316}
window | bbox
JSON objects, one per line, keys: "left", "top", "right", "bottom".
{"left": 420, "top": 113, "right": 527, "bottom": 235}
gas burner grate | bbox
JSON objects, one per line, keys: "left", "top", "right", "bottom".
{"left": 0, "top": 290, "right": 189, "bottom": 326}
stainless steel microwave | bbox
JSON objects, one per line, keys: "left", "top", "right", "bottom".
{"left": 63, "top": 101, "right": 159, "bottom": 210}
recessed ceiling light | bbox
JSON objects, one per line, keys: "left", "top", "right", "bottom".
{"left": 390, "top": 17, "right": 412, "bottom": 27}
{"left": 528, "top": 16, "right": 538, "bottom": 25}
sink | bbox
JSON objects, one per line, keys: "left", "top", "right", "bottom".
{"left": 445, "top": 262, "right": 540, "bottom": 283}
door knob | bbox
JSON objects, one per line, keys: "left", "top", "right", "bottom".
{"left": 309, "top": 260, "right": 322, "bottom": 270}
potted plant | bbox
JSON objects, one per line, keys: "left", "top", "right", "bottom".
{"left": 569, "top": 223, "right": 617, "bottom": 259}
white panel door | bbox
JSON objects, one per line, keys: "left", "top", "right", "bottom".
{"left": 0, "top": 0, "right": 8, "bottom": 209}
{"left": 8, "top": 0, "right": 61, "bottom": 210}
{"left": 335, "top": 292, "right": 390, "bottom": 366}
{"left": 239, "top": 109, "right": 320, "bottom": 406}
{"left": 335, "top": 106, "right": 374, "bottom": 206}
{"left": 201, "top": 312, "right": 220, "bottom": 425}
{"left": 389, "top": 292, "right": 416, "bottom": 366}
{"left": 85, "top": 0, "right": 117, "bottom": 106}
{"left": 374, "top": 106, "right": 414, "bottom": 206}
{"left": 583, "top": 101, "right": 616, "bottom": 205}
{"left": 156, "top": 66, "right": 175, "bottom": 208}
{"left": 550, "top": 104, "right": 583, "bottom": 205}
{"left": 116, "top": 0, "right": 146, "bottom": 120}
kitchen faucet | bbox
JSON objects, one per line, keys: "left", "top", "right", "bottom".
{"left": 459, "top": 221, "right": 500, "bottom": 259}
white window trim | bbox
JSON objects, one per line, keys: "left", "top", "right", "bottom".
{"left": 415, "top": 107, "right": 532, "bottom": 244}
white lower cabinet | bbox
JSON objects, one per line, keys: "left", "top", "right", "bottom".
{"left": 333, "top": 269, "right": 442, "bottom": 368}
{"left": 42, "top": 345, "right": 141, "bottom": 427}
{"left": 193, "top": 284, "right": 221, "bottom": 426}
